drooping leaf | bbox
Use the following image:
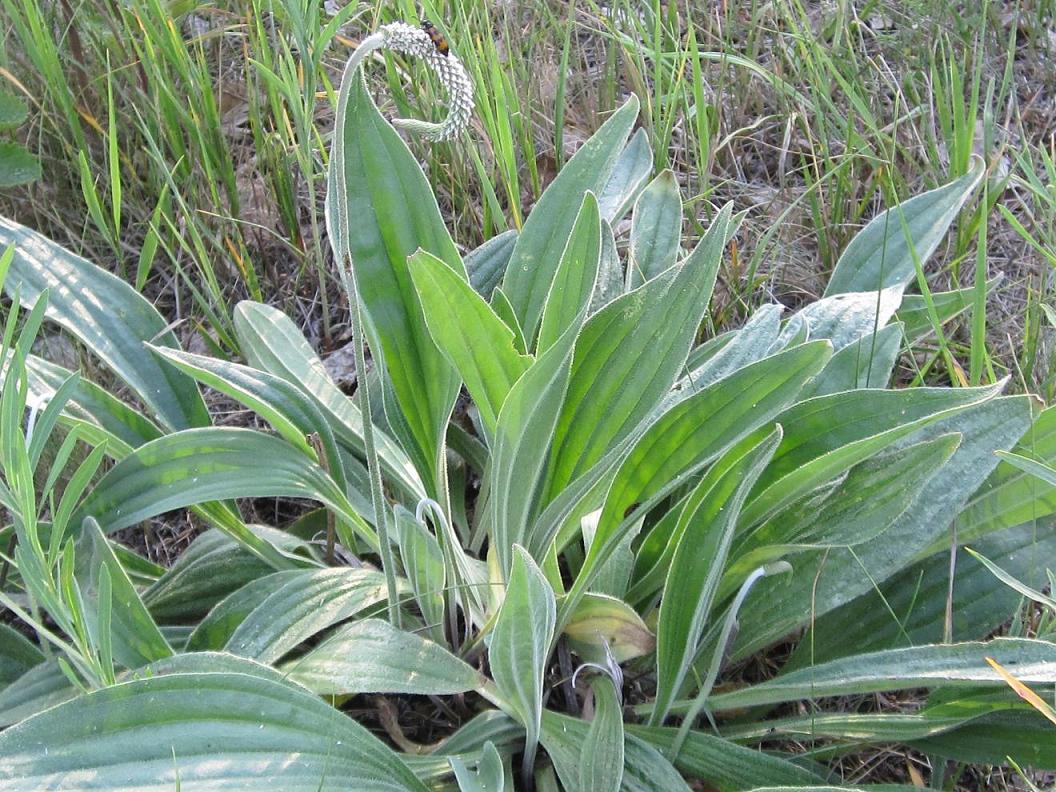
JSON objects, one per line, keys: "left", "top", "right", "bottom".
{"left": 142, "top": 528, "right": 306, "bottom": 624}
{"left": 225, "top": 567, "right": 394, "bottom": 664}
{"left": 0, "top": 670, "right": 428, "bottom": 791}
{"left": 73, "top": 428, "right": 375, "bottom": 552}
{"left": 232, "top": 301, "right": 424, "bottom": 502}
{"left": 282, "top": 618, "right": 484, "bottom": 695}
{"left": 0, "top": 217, "right": 209, "bottom": 431}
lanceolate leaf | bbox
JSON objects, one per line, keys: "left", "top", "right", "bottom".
{"left": 503, "top": 95, "right": 639, "bottom": 345}
{"left": 225, "top": 567, "right": 393, "bottom": 664}
{"left": 741, "top": 382, "right": 1005, "bottom": 527}
{"left": 540, "top": 710, "right": 690, "bottom": 792}
{"left": 569, "top": 341, "right": 831, "bottom": 612}
{"left": 732, "top": 395, "right": 1035, "bottom": 660}
{"left": 466, "top": 230, "right": 517, "bottom": 299}
{"left": 709, "top": 639, "right": 1056, "bottom": 711}
{"left": 409, "top": 250, "right": 531, "bottom": 439}
{"left": 489, "top": 547, "right": 555, "bottom": 776}
{"left": 801, "top": 324, "right": 902, "bottom": 397}
{"left": 232, "top": 301, "right": 424, "bottom": 502}
{"left": 142, "top": 527, "right": 303, "bottom": 623}
{"left": 627, "top": 726, "right": 826, "bottom": 788}
{"left": 0, "top": 217, "right": 209, "bottom": 431}
{"left": 326, "top": 73, "right": 464, "bottom": 496}
{"left": 537, "top": 191, "right": 602, "bottom": 353}
{"left": 627, "top": 170, "right": 682, "bottom": 289}
{"left": 652, "top": 428, "right": 781, "bottom": 725}
{"left": 596, "top": 128, "right": 653, "bottom": 224}
{"left": 490, "top": 321, "right": 579, "bottom": 575}
{"left": 790, "top": 522, "right": 1056, "bottom": 666}
{"left": 579, "top": 676, "right": 625, "bottom": 792}
{"left": 824, "top": 159, "right": 984, "bottom": 295}
{"left": 73, "top": 428, "right": 376, "bottom": 552}
{"left": 0, "top": 671, "right": 428, "bottom": 791}
{"left": 282, "top": 618, "right": 484, "bottom": 695}
{"left": 80, "top": 518, "right": 172, "bottom": 670}
{"left": 544, "top": 204, "right": 735, "bottom": 501}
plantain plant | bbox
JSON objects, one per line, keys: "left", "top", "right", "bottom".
{"left": 0, "top": 23, "right": 1054, "bottom": 790}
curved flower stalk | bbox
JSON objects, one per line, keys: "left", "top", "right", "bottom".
{"left": 338, "top": 22, "right": 474, "bottom": 142}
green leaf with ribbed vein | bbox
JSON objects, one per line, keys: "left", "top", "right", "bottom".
{"left": 792, "top": 522, "right": 1056, "bottom": 666}
{"left": 450, "top": 742, "right": 506, "bottom": 792}
{"left": 81, "top": 517, "right": 172, "bottom": 669}
{"left": 724, "top": 434, "right": 961, "bottom": 596}
{"left": 627, "top": 170, "right": 682, "bottom": 289}
{"left": 587, "top": 342, "right": 831, "bottom": 609}
{"left": 503, "top": 95, "right": 639, "bottom": 346}
{"left": 824, "top": 159, "right": 984, "bottom": 295}
{"left": 652, "top": 428, "right": 780, "bottom": 725}
{"left": 186, "top": 571, "right": 304, "bottom": 651}
{"left": 544, "top": 204, "right": 735, "bottom": 501}
{"left": 26, "top": 355, "right": 162, "bottom": 453}
{"left": 795, "top": 287, "right": 902, "bottom": 349}
{"left": 226, "top": 567, "right": 393, "bottom": 664}
{"left": 490, "top": 321, "right": 578, "bottom": 574}
{"left": 627, "top": 726, "right": 825, "bottom": 788}
{"left": 466, "top": 230, "right": 516, "bottom": 299}
{"left": 282, "top": 618, "right": 484, "bottom": 695}
{"left": 939, "top": 403, "right": 1056, "bottom": 552}
{"left": 896, "top": 275, "right": 1002, "bottom": 343}
{"left": 73, "top": 428, "right": 374, "bottom": 550}
{"left": 537, "top": 191, "right": 601, "bottom": 353}
{"left": 490, "top": 547, "right": 555, "bottom": 775}
{"left": 0, "top": 625, "right": 42, "bottom": 687}
{"left": 541, "top": 710, "right": 689, "bottom": 792}
{"left": 731, "top": 395, "right": 1034, "bottom": 660}
{"left": 409, "top": 249, "right": 531, "bottom": 438}
{"left": 741, "top": 382, "right": 1004, "bottom": 527}
{"left": 326, "top": 74, "right": 464, "bottom": 496}
{"left": 0, "top": 661, "right": 76, "bottom": 728}
{"left": 232, "top": 301, "right": 424, "bottom": 502}
{"left": 709, "top": 639, "right": 1056, "bottom": 711}
{"left": 0, "top": 671, "right": 428, "bottom": 791}
{"left": 596, "top": 128, "right": 653, "bottom": 224}
{"left": 0, "top": 217, "right": 209, "bottom": 431}
{"left": 142, "top": 527, "right": 307, "bottom": 624}
{"left": 395, "top": 506, "right": 446, "bottom": 644}
{"left": 801, "top": 324, "right": 902, "bottom": 397}
{"left": 579, "top": 676, "right": 624, "bottom": 792}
